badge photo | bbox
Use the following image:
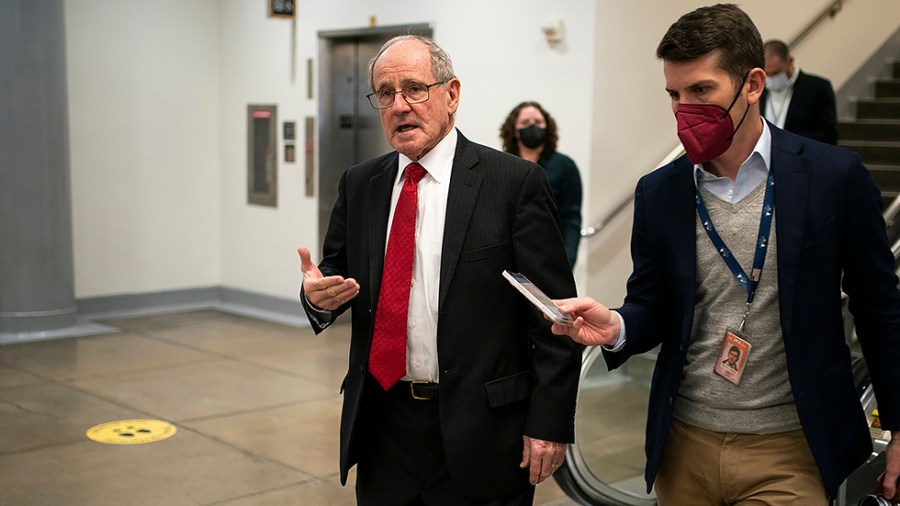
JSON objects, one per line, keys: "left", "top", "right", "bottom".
{"left": 715, "top": 330, "right": 752, "bottom": 385}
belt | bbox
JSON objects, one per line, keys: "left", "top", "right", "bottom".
{"left": 400, "top": 380, "right": 439, "bottom": 401}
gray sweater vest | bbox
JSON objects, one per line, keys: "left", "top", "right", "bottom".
{"left": 672, "top": 181, "right": 801, "bottom": 434}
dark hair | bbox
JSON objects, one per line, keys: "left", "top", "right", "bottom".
{"left": 729, "top": 346, "right": 741, "bottom": 357}
{"left": 499, "top": 101, "right": 559, "bottom": 154}
{"left": 764, "top": 39, "right": 790, "bottom": 60}
{"left": 656, "top": 4, "right": 764, "bottom": 87}
{"left": 367, "top": 35, "right": 456, "bottom": 92}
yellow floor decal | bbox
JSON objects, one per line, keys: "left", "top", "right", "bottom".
{"left": 86, "top": 419, "right": 177, "bottom": 445}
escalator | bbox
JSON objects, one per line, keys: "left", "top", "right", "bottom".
{"left": 552, "top": 345, "right": 656, "bottom": 505}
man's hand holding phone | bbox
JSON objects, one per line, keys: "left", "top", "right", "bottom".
{"left": 547, "top": 297, "right": 622, "bottom": 348}
{"left": 502, "top": 271, "right": 574, "bottom": 326}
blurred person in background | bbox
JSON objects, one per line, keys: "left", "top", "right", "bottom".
{"left": 501, "top": 102, "right": 583, "bottom": 268}
{"left": 761, "top": 39, "right": 838, "bottom": 145}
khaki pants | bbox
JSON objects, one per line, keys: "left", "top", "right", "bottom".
{"left": 654, "top": 418, "right": 828, "bottom": 506}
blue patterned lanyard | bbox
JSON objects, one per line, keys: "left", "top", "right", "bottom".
{"left": 695, "top": 168, "right": 775, "bottom": 310}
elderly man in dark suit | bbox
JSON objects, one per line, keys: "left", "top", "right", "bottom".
{"left": 296, "top": 35, "right": 581, "bottom": 505}
{"left": 551, "top": 5, "right": 899, "bottom": 505}
{"left": 761, "top": 39, "right": 838, "bottom": 145}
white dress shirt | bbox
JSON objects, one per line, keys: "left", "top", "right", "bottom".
{"left": 608, "top": 121, "right": 772, "bottom": 352}
{"left": 694, "top": 119, "right": 772, "bottom": 202}
{"left": 393, "top": 128, "right": 457, "bottom": 382}
{"left": 302, "top": 130, "right": 457, "bottom": 382}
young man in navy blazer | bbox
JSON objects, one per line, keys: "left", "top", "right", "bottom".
{"left": 552, "top": 4, "right": 899, "bottom": 505}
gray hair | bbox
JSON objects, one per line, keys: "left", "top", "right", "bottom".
{"left": 367, "top": 35, "right": 456, "bottom": 91}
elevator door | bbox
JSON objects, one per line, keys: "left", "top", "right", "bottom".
{"left": 317, "top": 25, "right": 432, "bottom": 255}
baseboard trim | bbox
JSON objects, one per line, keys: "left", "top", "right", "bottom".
{"left": 217, "top": 287, "right": 311, "bottom": 328}
{"left": 78, "top": 285, "right": 311, "bottom": 328}
{"left": 77, "top": 286, "right": 223, "bottom": 319}
{"left": 0, "top": 286, "right": 311, "bottom": 345}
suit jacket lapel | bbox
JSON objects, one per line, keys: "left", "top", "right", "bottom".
{"left": 668, "top": 156, "right": 699, "bottom": 343}
{"left": 439, "top": 133, "right": 483, "bottom": 310}
{"left": 368, "top": 153, "right": 400, "bottom": 309}
{"left": 770, "top": 124, "right": 809, "bottom": 339}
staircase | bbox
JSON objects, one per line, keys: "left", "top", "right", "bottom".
{"left": 839, "top": 61, "right": 900, "bottom": 229}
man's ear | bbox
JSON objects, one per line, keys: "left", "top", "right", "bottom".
{"left": 746, "top": 67, "right": 766, "bottom": 105}
{"left": 446, "top": 78, "right": 461, "bottom": 115}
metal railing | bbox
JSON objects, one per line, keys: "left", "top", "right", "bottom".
{"left": 883, "top": 194, "right": 900, "bottom": 260}
{"left": 788, "top": 0, "right": 845, "bottom": 50}
{"left": 580, "top": 145, "right": 684, "bottom": 238}
{"left": 580, "top": 0, "right": 849, "bottom": 241}
{"left": 884, "top": 193, "right": 900, "bottom": 228}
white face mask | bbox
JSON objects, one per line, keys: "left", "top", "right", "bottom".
{"left": 766, "top": 72, "right": 790, "bottom": 93}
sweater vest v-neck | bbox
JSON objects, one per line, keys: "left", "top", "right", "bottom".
{"left": 673, "top": 179, "right": 801, "bottom": 434}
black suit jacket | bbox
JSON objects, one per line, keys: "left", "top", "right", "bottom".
{"left": 302, "top": 131, "right": 581, "bottom": 500}
{"left": 761, "top": 70, "right": 838, "bottom": 145}
{"left": 604, "top": 124, "right": 900, "bottom": 495}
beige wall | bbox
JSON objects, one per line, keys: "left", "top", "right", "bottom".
{"left": 582, "top": 0, "right": 900, "bottom": 305}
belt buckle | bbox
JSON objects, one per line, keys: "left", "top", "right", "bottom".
{"left": 410, "top": 380, "right": 430, "bottom": 400}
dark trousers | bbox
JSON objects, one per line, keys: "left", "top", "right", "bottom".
{"left": 355, "top": 377, "right": 535, "bottom": 506}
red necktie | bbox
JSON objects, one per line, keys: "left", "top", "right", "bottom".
{"left": 369, "top": 162, "right": 427, "bottom": 390}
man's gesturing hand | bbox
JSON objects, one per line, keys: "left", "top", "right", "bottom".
{"left": 297, "top": 246, "right": 359, "bottom": 311}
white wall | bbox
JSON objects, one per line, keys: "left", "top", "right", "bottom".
{"left": 66, "top": 0, "right": 221, "bottom": 297}
{"left": 217, "top": 0, "right": 597, "bottom": 300}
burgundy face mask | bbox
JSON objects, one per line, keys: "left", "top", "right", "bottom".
{"left": 675, "top": 75, "right": 750, "bottom": 164}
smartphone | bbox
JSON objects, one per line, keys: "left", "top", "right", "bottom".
{"left": 502, "top": 270, "right": 574, "bottom": 326}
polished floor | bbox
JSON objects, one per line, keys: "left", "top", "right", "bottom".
{"left": 0, "top": 310, "right": 579, "bottom": 505}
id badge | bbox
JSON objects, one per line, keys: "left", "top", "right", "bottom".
{"left": 714, "top": 328, "right": 752, "bottom": 385}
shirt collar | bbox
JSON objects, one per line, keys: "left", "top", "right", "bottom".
{"left": 396, "top": 128, "right": 458, "bottom": 186}
{"left": 694, "top": 119, "right": 772, "bottom": 187}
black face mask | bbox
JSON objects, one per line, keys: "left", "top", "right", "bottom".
{"left": 518, "top": 124, "right": 546, "bottom": 149}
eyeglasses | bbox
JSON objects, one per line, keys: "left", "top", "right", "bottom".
{"left": 366, "top": 80, "right": 448, "bottom": 109}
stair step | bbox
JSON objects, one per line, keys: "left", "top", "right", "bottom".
{"left": 839, "top": 140, "right": 900, "bottom": 165}
{"left": 857, "top": 99, "right": 900, "bottom": 120}
{"left": 866, "top": 164, "right": 900, "bottom": 192}
{"left": 894, "top": 61, "right": 900, "bottom": 79}
{"left": 875, "top": 80, "right": 900, "bottom": 99}
{"left": 839, "top": 119, "right": 900, "bottom": 141}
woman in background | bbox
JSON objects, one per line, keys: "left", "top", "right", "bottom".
{"left": 501, "top": 101, "right": 583, "bottom": 268}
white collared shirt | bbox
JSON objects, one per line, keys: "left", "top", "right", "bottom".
{"left": 391, "top": 128, "right": 457, "bottom": 382}
{"left": 694, "top": 119, "right": 773, "bottom": 203}
{"left": 608, "top": 121, "right": 773, "bottom": 352}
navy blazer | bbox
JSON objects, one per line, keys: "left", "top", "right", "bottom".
{"left": 302, "top": 131, "right": 582, "bottom": 500}
{"left": 604, "top": 124, "right": 900, "bottom": 495}
{"left": 761, "top": 70, "right": 838, "bottom": 145}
